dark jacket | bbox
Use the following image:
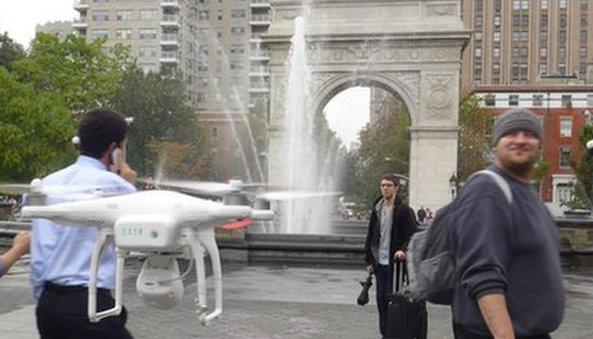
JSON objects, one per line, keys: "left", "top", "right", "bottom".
{"left": 364, "top": 197, "right": 417, "bottom": 267}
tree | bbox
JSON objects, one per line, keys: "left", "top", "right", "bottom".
{"left": 0, "top": 32, "right": 26, "bottom": 71}
{"left": 11, "top": 33, "right": 133, "bottom": 113}
{"left": 0, "top": 68, "right": 76, "bottom": 181}
{"left": 457, "top": 95, "right": 491, "bottom": 182}
{"left": 352, "top": 108, "right": 411, "bottom": 206}
{"left": 113, "top": 68, "right": 211, "bottom": 178}
{"left": 573, "top": 123, "right": 593, "bottom": 205}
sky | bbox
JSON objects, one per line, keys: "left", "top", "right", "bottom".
{"left": 0, "top": 1, "right": 76, "bottom": 48}
{"left": 0, "top": 2, "right": 370, "bottom": 147}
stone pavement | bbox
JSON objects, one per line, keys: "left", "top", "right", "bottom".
{"left": 0, "top": 259, "right": 592, "bottom": 338}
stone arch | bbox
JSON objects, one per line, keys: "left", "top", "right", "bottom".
{"left": 312, "top": 72, "right": 418, "bottom": 127}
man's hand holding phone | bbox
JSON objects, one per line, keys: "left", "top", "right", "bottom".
{"left": 109, "top": 141, "right": 137, "bottom": 184}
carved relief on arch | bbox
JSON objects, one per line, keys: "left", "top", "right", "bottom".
{"left": 424, "top": 75, "right": 454, "bottom": 121}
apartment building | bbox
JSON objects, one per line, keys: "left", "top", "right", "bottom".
{"left": 461, "top": 0, "right": 593, "bottom": 93}
{"left": 248, "top": 0, "right": 271, "bottom": 108}
{"left": 36, "top": 21, "right": 75, "bottom": 41}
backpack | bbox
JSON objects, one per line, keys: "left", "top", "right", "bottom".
{"left": 405, "top": 170, "right": 513, "bottom": 305}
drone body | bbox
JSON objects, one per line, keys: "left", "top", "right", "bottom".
{"left": 21, "top": 189, "right": 274, "bottom": 324}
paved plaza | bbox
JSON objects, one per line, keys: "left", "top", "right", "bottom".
{"left": 0, "top": 258, "right": 592, "bottom": 338}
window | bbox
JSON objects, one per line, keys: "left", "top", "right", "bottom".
{"left": 559, "top": 47, "right": 566, "bottom": 58}
{"left": 558, "top": 63, "right": 566, "bottom": 74}
{"left": 513, "top": 0, "right": 520, "bottom": 10}
{"left": 493, "top": 32, "right": 501, "bottom": 41}
{"left": 211, "top": 128, "right": 218, "bottom": 138}
{"left": 231, "top": 9, "right": 246, "bottom": 18}
{"left": 475, "top": 32, "right": 483, "bottom": 40}
{"left": 493, "top": 63, "right": 500, "bottom": 75}
{"left": 92, "top": 10, "right": 109, "bottom": 21}
{"left": 533, "top": 94, "right": 544, "bottom": 106}
{"left": 217, "top": 10, "right": 223, "bottom": 20}
{"left": 540, "top": 48, "right": 547, "bottom": 57}
{"left": 140, "top": 9, "right": 157, "bottom": 20}
{"left": 475, "top": 16, "right": 483, "bottom": 27}
{"left": 588, "top": 94, "right": 593, "bottom": 107}
{"left": 115, "top": 29, "right": 132, "bottom": 39}
{"left": 494, "top": 0, "right": 502, "bottom": 12}
{"left": 138, "top": 45, "right": 156, "bottom": 57}
{"left": 230, "top": 44, "right": 245, "bottom": 54}
{"left": 91, "top": 29, "right": 109, "bottom": 40}
{"left": 494, "top": 16, "right": 501, "bottom": 27}
{"left": 475, "top": 0, "right": 483, "bottom": 12}
{"left": 556, "top": 183, "right": 573, "bottom": 204}
{"left": 512, "top": 32, "right": 520, "bottom": 41}
{"left": 139, "top": 29, "right": 157, "bottom": 39}
{"left": 475, "top": 48, "right": 482, "bottom": 57}
{"left": 561, "top": 95, "right": 572, "bottom": 108}
{"left": 540, "top": 63, "right": 547, "bottom": 74}
{"left": 198, "top": 10, "right": 209, "bottom": 20}
{"left": 581, "top": 14, "right": 588, "bottom": 26}
{"left": 521, "top": 0, "right": 529, "bottom": 9}
{"left": 581, "top": 47, "right": 589, "bottom": 58}
{"left": 485, "top": 94, "right": 496, "bottom": 106}
{"left": 116, "top": 10, "right": 133, "bottom": 21}
{"left": 560, "top": 0, "right": 567, "bottom": 9}
{"left": 581, "top": 31, "right": 588, "bottom": 44}
{"left": 230, "top": 26, "right": 245, "bottom": 35}
{"left": 560, "top": 117, "right": 573, "bottom": 137}
{"left": 513, "top": 47, "right": 520, "bottom": 57}
{"left": 559, "top": 147, "right": 572, "bottom": 168}
{"left": 541, "top": 0, "right": 548, "bottom": 9}
{"left": 493, "top": 48, "right": 500, "bottom": 58}
{"left": 230, "top": 61, "right": 245, "bottom": 70}
{"left": 582, "top": 0, "right": 589, "bottom": 10}
{"left": 509, "top": 95, "right": 519, "bottom": 106}
{"left": 560, "top": 16, "right": 567, "bottom": 29}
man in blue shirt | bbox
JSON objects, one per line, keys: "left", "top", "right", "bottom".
{"left": 31, "top": 109, "right": 137, "bottom": 339}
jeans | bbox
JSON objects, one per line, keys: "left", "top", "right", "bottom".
{"left": 375, "top": 264, "right": 394, "bottom": 337}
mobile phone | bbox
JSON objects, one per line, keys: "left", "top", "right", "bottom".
{"left": 111, "top": 147, "right": 121, "bottom": 173}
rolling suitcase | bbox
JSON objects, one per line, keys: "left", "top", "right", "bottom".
{"left": 385, "top": 261, "right": 428, "bottom": 339}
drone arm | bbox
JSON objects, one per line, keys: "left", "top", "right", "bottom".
{"left": 197, "top": 228, "right": 222, "bottom": 323}
{"left": 88, "top": 229, "right": 124, "bottom": 323}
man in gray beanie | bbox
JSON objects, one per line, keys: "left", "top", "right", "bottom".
{"left": 451, "top": 108, "right": 564, "bottom": 339}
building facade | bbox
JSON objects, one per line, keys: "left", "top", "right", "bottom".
{"left": 474, "top": 85, "right": 593, "bottom": 214}
{"left": 461, "top": 0, "right": 593, "bottom": 93}
{"left": 36, "top": 21, "right": 75, "bottom": 41}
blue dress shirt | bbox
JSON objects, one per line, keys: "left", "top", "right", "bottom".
{"left": 30, "top": 155, "right": 136, "bottom": 299}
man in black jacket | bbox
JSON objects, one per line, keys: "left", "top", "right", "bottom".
{"left": 364, "top": 173, "right": 417, "bottom": 338}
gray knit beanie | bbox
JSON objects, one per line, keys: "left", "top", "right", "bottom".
{"left": 493, "top": 108, "right": 542, "bottom": 145}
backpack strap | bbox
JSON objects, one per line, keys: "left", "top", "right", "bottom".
{"left": 474, "top": 169, "right": 513, "bottom": 204}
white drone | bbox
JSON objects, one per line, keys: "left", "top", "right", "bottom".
{"left": 5, "top": 179, "right": 339, "bottom": 325}
{"left": 10, "top": 181, "right": 275, "bottom": 324}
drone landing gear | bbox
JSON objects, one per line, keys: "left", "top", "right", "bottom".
{"left": 185, "top": 228, "right": 223, "bottom": 325}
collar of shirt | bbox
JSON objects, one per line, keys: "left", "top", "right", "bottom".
{"left": 75, "top": 155, "right": 107, "bottom": 171}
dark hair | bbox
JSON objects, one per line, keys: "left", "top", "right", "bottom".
{"left": 381, "top": 173, "right": 400, "bottom": 186}
{"left": 78, "top": 109, "right": 127, "bottom": 159}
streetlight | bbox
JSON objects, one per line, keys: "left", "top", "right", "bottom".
{"left": 449, "top": 174, "right": 457, "bottom": 200}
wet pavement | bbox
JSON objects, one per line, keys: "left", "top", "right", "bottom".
{"left": 0, "top": 257, "right": 592, "bottom": 338}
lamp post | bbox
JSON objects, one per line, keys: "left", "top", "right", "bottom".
{"left": 449, "top": 174, "right": 457, "bottom": 200}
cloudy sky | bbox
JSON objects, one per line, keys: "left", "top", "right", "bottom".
{"left": 0, "top": 1, "right": 370, "bottom": 147}
{"left": 1, "top": 1, "right": 75, "bottom": 48}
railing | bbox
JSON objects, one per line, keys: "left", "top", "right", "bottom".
{"left": 251, "top": 14, "right": 270, "bottom": 22}
{"left": 161, "top": 14, "right": 178, "bottom": 22}
{"left": 161, "top": 33, "right": 178, "bottom": 41}
{"left": 161, "top": 51, "right": 179, "bottom": 58}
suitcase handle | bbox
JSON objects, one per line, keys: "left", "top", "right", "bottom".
{"left": 393, "top": 260, "right": 408, "bottom": 292}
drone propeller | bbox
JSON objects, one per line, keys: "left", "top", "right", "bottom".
{"left": 146, "top": 179, "right": 268, "bottom": 197}
{"left": 258, "top": 190, "right": 343, "bottom": 201}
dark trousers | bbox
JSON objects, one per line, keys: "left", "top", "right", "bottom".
{"left": 375, "top": 264, "right": 394, "bottom": 337}
{"left": 36, "top": 282, "right": 133, "bottom": 339}
{"left": 453, "top": 323, "right": 551, "bottom": 339}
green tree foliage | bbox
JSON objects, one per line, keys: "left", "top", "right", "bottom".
{"left": 0, "top": 68, "right": 76, "bottom": 181}
{"left": 0, "top": 32, "right": 26, "bottom": 71}
{"left": 113, "top": 68, "right": 211, "bottom": 178}
{"left": 11, "top": 33, "right": 133, "bottom": 113}
{"left": 351, "top": 109, "right": 411, "bottom": 206}
{"left": 457, "top": 95, "right": 491, "bottom": 181}
{"left": 573, "top": 123, "right": 593, "bottom": 204}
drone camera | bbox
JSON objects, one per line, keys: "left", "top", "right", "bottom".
{"left": 114, "top": 215, "right": 180, "bottom": 250}
{"left": 136, "top": 256, "right": 184, "bottom": 309}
